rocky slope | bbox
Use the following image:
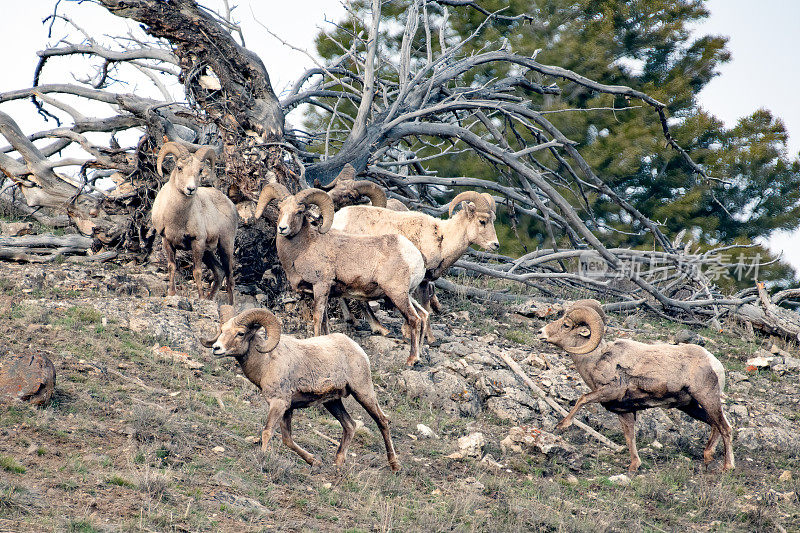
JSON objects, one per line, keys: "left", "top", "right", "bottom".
{"left": 1, "top": 261, "right": 799, "bottom": 531}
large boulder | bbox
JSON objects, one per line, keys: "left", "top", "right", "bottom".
{"left": 0, "top": 352, "right": 56, "bottom": 406}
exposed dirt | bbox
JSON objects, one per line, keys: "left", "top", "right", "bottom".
{"left": 1, "top": 261, "right": 799, "bottom": 532}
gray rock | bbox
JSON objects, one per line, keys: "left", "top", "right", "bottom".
{"left": 395, "top": 367, "right": 481, "bottom": 417}
{"left": 0, "top": 352, "right": 56, "bottom": 406}
{"left": 738, "top": 427, "right": 800, "bottom": 453}
{"left": 730, "top": 404, "right": 749, "bottom": 422}
{"left": 439, "top": 342, "right": 471, "bottom": 357}
{"left": 675, "top": 329, "right": 705, "bottom": 346}
{"left": 608, "top": 473, "right": 631, "bottom": 485}
{"left": 783, "top": 357, "right": 800, "bottom": 371}
{"left": 500, "top": 426, "right": 576, "bottom": 457}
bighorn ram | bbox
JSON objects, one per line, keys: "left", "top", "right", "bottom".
{"left": 316, "top": 163, "right": 387, "bottom": 209}
{"left": 151, "top": 142, "right": 238, "bottom": 304}
{"left": 539, "top": 299, "right": 734, "bottom": 472}
{"left": 203, "top": 306, "right": 400, "bottom": 471}
{"left": 255, "top": 184, "right": 429, "bottom": 365}
{"left": 331, "top": 191, "right": 499, "bottom": 340}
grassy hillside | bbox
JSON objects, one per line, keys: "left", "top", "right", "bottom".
{"left": 1, "top": 262, "right": 798, "bottom": 532}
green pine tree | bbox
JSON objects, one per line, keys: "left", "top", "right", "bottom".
{"left": 307, "top": 0, "right": 800, "bottom": 288}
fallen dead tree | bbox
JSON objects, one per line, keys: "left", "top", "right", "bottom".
{"left": 0, "top": 234, "right": 115, "bottom": 263}
{"left": 0, "top": 0, "right": 796, "bottom": 337}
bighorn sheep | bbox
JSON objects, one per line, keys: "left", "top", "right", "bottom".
{"left": 315, "top": 163, "right": 387, "bottom": 209}
{"left": 203, "top": 306, "right": 400, "bottom": 471}
{"left": 539, "top": 299, "right": 734, "bottom": 472}
{"left": 331, "top": 191, "right": 499, "bottom": 340}
{"left": 255, "top": 184, "right": 429, "bottom": 365}
{"left": 151, "top": 142, "right": 238, "bottom": 304}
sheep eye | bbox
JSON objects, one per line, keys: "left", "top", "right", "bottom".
{"left": 236, "top": 331, "right": 245, "bottom": 337}
{"left": 480, "top": 220, "right": 487, "bottom": 226}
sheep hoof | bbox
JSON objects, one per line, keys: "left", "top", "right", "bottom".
{"left": 373, "top": 325, "right": 392, "bottom": 337}
{"left": 406, "top": 356, "right": 424, "bottom": 368}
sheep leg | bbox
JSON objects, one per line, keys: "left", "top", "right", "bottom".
{"left": 428, "top": 289, "right": 441, "bottom": 313}
{"left": 387, "top": 291, "right": 423, "bottom": 366}
{"left": 555, "top": 385, "right": 626, "bottom": 432}
{"left": 350, "top": 388, "right": 400, "bottom": 472}
{"left": 703, "top": 427, "right": 721, "bottom": 466}
{"left": 338, "top": 298, "right": 355, "bottom": 324}
{"left": 279, "top": 409, "right": 317, "bottom": 466}
{"left": 362, "top": 302, "right": 391, "bottom": 336}
{"left": 163, "top": 238, "right": 178, "bottom": 297}
{"left": 312, "top": 284, "right": 331, "bottom": 336}
{"left": 423, "top": 299, "right": 436, "bottom": 343}
{"left": 202, "top": 251, "right": 223, "bottom": 301}
{"left": 261, "top": 399, "right": 288, "bottom": 452}
{"left": 412, "top": 298, "right": 431, "bottom": 346}
{"left": 219, "top": 242, "right": 235, "bottom": 305}
{"left": 190, "top": 240, "right": 207, "bottom": 300}
{"left": 617, "top": 412, "right": 641, "bottom": 472}
{"left": 692, "top": 395, "right": 735, "bottom": 471}
{"left": 416, "top": 281, "right": 438, "bottom": 343}
{"left": 323, "top": 399, "right": 355, "bottom": 467}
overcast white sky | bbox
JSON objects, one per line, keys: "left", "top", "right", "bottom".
{"left": 0, "top": 1, "right": 797, "bottom": 273}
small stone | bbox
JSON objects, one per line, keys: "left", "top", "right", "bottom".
{"left": 480, "top": 454, "right": 504, "bottom": 469}
{"left": 745, "top": 356, "right": 770, "bottom": 369}
{"left": 416, "top": 424, "right": 437, "bottom": 439}
{"left": 731, "top": 404, "right": 749, "bottom": 420}
{"left": 565, "top": 474, "right": 579, "bottom": 485}
{"left": 212, "top": 446, "right": 225, "bottom": 453}
{"left": 779, "top": 470, "right": 792, "bottom": 482}
{"left": 0, "top": 221, "right": 34, "bottom": 236}
{"left": 431, "top": 489, "right": 441, "bottom": 496}
{"left": 608, "top": 474, "right": 630, "bottom": 485}
{"left": 456, "top": 432, "right": 485, "bottom": 458}
{"left": 244, "top": 436, "right": 259, "bottom": 444}
{"left": 783, "top": 357, "right": 800, "bottom": 371}
{"left": 322, "top": 482, "right": 332, "bottom": 490}
{"left": 675, "top": 329, "right": 704, "bottom": 345}
{"left": 651, "top": 440, "right": 663, "bottom": 449}
{"left": 500, "top": 426, "right": 575, "bottom": 457}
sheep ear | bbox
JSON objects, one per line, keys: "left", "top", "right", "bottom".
{"left": 464, "top": 201, "right": 477, "bottom": 217}
{"left": 576, "top": 326, "right": 591, "bottom": 338}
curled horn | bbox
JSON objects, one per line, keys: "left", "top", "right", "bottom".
{"left": 352, "top": 181, "right": 387, "bottom": 207}
{"left": 235, "top": 308, "right": 282, "bottom": 353}
{"left": 563, "top": 306, "right": 605, "bottom": 355}
{"left": 200, "top": 331, "right": 220, "bottom": 348}
{"left": 481, "top": 193, "right": 497, "bottom": 213}
{"left": 156, "top": 142, "right": 190, "bottom": 177}
{"left": 194, "top": 146, "right": 217, "bottom": 166}
{"left": 295, "top": 188, "right": 335, "bottom": 233}
{"left": 569, "top": 299, "right": 606, "bottom": 325}
{"left": 255, "top": 183, "right": 290, "bottom": 219}
{"left": 448, "top": 191, "right": 491, "bottom": 216}
{"left": 317, "top": 163, "right": 356, "bottom": 191}
{"left": 201, "top": 304, "right": 236, "bottom": 348}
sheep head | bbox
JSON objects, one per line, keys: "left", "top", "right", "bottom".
{"left": 315, "top": 163, "right": 356, "bottom": 191}
{"left": 256, "top": 184, "right": 334, "bottom": 237}
{"left": 329, "top": 180, "right": 387, "bottom": 208}
{"left": 157, "top": 142, "right": 216, "bottom": 197}
{"left": 538, "top": 300, "right": 605, "bottom": 354}
{"left": 315, "top": 164, "right": 387, "bottom": 208}
{"left": 204, "top": 307, "right": 282, "bottom": 357}
{"left": 448, "top": 191, "right": 500, "bottom": 251}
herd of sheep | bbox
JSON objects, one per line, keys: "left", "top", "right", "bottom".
{"left": 150, "top": 142, "right": 735, "bottom": 473}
